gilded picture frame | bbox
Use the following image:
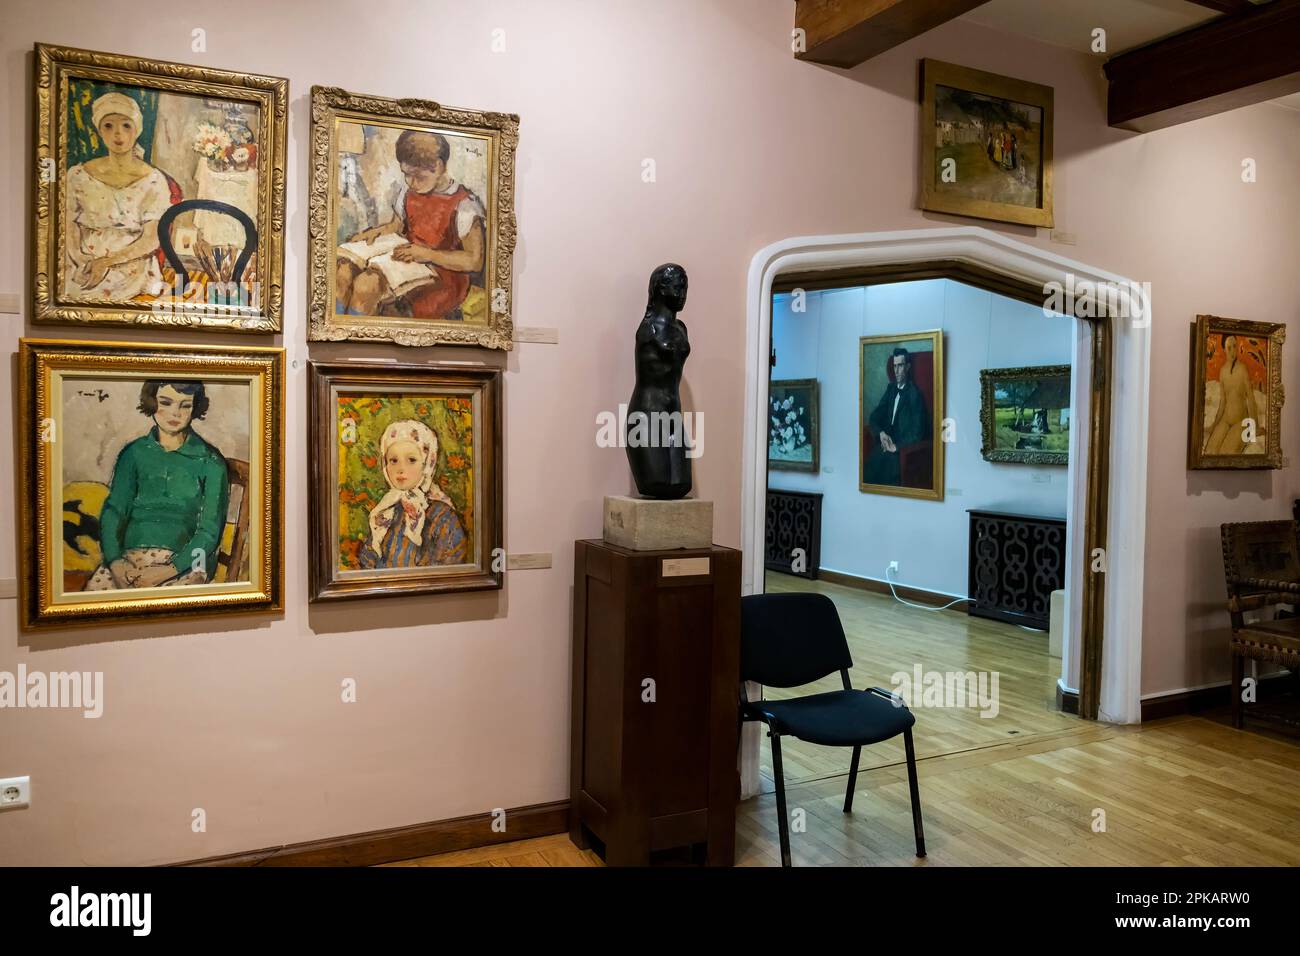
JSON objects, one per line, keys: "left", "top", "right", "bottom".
{"left": 308, "top": 362, "right": 503, "bottom": 601}
{"left": 1188, "top": 314, "right": 1286, "bottom": 470}
{"left": 979, "top": 364, "right": 1071, "bottom": 466}
{"left": 19, "top": 339, "right": 285, "bottom": 629}
{"left": 307, "top": 86, "right": 519, "bottom": 350}
{"left": 919, "top": 58, "right": 1054, "bottom": 229}
{"left": 32, "top": 43, "right": 288, "bottom": 333}
{"left": 859, "top": 330, "right": 945, "bottom": 501}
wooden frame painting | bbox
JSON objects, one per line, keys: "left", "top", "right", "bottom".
{"left": 308, "top": 362, "right": 503, "bottom": 601}
{"left": 859, "top": 330, "right": 945, "bottom": 501}
{"left": 768, "top": 378, "right": 820, "bottom": 473}
{"left": 307, "top": 86, "right": 519, "bottom": 350}
{"left": 920, "top": 58, "right": 1054, "bottom": 229}
{"left": 1188, "top": 314, "right": 1286, "bottom": 470}
{"left": 19, "top": 339, "right": 284, "bottom": 628}
{"left": 979, "top": 364, "right": 1071, "bottom": 466}
{"left": 33, "top": 44, "right": 288, "bottom": 333}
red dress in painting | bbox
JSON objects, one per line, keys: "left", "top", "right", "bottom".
{"left": 402, "top": 186, "right": 476, "bottom": 320}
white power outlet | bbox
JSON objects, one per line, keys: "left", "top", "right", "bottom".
{"left": 888, "top": 561, "right": 900, "bottom": 575}
{"left": 0, "top": 776, "right": 31, "bottom": 811}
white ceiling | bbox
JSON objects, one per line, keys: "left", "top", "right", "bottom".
{"left": 961, "top": 0, "right": 1219, "bottom": 56}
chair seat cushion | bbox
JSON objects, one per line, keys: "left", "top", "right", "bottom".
{"left": 745, "top": 689, "right": 915, "bottom": 746}
{"left": 1238, "top": 617, "right": 1300, "bottom": 654}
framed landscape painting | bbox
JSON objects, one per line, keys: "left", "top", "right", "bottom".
{"left": 1188, "top": 315, "right": 1286, "bottom": 470}
{"left": 920, "top": 58, "right": 1054, "bottom": 228}
{"left": 33, "top": 44, "right": 288, "bottom": 332}
{"left": 308, "top": 362, "right": 503, "bottom": 601}
{"left": 979, "top": 365, "right": 1071, "bottom": 466}
{"left": 19, "top": 339, "right": 284, "bottom": 628}
{"left": 860, "top": 330, "right": 945, "bottom": 501}
{"left": 768, "top": 378, "right": 819, "bottom": 473}
{"left": 307, "top": 87, "right": 519, "bottom": 349}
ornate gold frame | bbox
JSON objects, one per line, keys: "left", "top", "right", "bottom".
{"left": 979, "top": 364, "right": 1071, "bottom": 466}
{"left": 858, "top": 330, "right": 945, "bottom": 501}
{"left": 307, "top": 86, "right": 518, "bottom": 350}
{"left": 307, "top": 362, "right": 503, "bottom": 601}
{"left": 919, "top": 58, "right": 1054, "bottom": 229}
{"left": 18, "top": 338, "right": 285, "bottom": 628}
{"left": 1188, "top": 314, "right": 1286, "bottom": 470}
{"left": 32, "top": 43, "right": 288, "bottom": 333}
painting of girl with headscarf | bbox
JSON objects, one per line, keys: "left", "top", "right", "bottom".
{"left": 359, "top": 419, "right": 468, "bottom": 568}
{"left": 59, "top": 78, "right": 261, "bottom": 304}
{"left": 335, "top": 394, "right": 475, "bottom": 574}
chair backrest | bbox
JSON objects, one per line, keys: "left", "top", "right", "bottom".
{"left": 740, "top": 592, "right": 853, "bottom": 688}
{"left": 1220, "top": 520, "right": 1300, "bottom": 613}
{"left": 217, "top": 457, "right": 251, "bottom": 583}
{"left": 157, "top": 199, "right": 259, "bottom": 293}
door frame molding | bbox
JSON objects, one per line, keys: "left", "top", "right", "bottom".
{"left": 740, "top": 227, "right": 1149, "bottom": 795}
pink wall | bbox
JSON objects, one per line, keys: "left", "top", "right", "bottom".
{"left": 1, "top": 0, "right": 1297, "bottom": 865}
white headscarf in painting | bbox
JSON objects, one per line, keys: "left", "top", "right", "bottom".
{"left": 90, "top": 92, "right": 147, "bottom": 159}
{"left": 368, "top": 420, "right": 457, "bottom": 553}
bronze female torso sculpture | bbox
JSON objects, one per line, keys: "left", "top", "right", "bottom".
{"left": 626, "top": 263, "right": 692, "bottom": 499}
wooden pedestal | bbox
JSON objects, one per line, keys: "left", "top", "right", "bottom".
{"left": 569, "top": 539, "right": 741, "bottom": 866}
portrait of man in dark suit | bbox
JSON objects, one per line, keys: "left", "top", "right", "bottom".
{"left": 864, "top": 347, "right": 931, "bottom": 487}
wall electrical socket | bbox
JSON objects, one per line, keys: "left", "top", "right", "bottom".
{"left": 0, "top": 776, "right": 31, "bottom": 811}
{"left": 1031, "top": 473, "right": 1051, "bottom": 484}
{"left": 888, "top": 561, "right": 900, "bottom": 574}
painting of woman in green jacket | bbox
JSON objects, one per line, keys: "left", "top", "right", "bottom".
{"left": 83, "top": 381, "right": 231, "bottom": 590}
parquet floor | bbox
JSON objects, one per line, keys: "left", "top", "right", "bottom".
{"left": 758, "top": 572, "right": 1077, "bottom": 791}
{"left": 386, "top": 715, "right": 1300, "bottom": 867}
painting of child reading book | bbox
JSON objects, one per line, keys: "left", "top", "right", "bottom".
{"left": 334, "top": 122, "right": 491, "bottom": 325}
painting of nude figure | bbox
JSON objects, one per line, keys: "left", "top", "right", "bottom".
{"left": 308, "top": 87, "right": 518, "bottom": 350}
{"left": 1188, "top": 315, "right": 1286, "bottom": 470}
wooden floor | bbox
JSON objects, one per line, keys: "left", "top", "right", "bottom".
{"left": 386, "top": 714, "right": 1300, "bottom": 867}
{"left": 757, "top": 572, "right": 1076, "bottom": 791}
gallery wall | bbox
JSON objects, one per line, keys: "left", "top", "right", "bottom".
{"left": 1, "top": 0, "right": 1298, "bottom": 865}
{"left": 770, "top": 279, "right": 1073, "bottom": 597}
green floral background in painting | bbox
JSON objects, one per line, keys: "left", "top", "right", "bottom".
{"left": 336, "top": 392, "right": 475, "bottom": 571}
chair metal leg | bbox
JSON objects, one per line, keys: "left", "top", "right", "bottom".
{"left": 843, "top": 745, "right": 861, "bottom": 813}
{"left": 770, "top": 734, "right": 792, "bottom": 867}
{"left": 903, "top": 728, "right": 926, "bottom": 858}
{"left": 1230, "top": 653, "right": 1244, "bottom": 729}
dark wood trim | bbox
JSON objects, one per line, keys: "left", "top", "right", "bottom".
{"left": 772, "top": 259, "right": 1044, "bottom": 307}
{"left": 1104, "top": 0, "right": 1300, "bottom": 132}
{"left": 1056, "top": 683, "right": 1079, "bottom": 715}
{"left": 794, "top": 0, "right": 991, "bottom": 68}
{"left": 1078, "top": 320, "right": 1111, "bottom": 721}
{"left": 1141, "top": 673, "right": 1295, "bottom": 722}
{"left": 818, "top": 567, "right": 970, "bottom": 612}
{"left": 174, "top": 800, "right": 569, "bottom": 867}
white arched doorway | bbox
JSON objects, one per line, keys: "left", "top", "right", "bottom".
{"left": 739, "top": 226, "right": 1150, "bottom": 799}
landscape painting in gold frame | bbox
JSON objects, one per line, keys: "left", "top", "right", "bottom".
{"left": 19, "top": 339, "right": 284, "bottom": 629}
{"left": 920, "top": 58, "right": 1054, "bottom": 229}
{"left": 33, "top": 44, "right": 288, "bottom": 332}
{"left": 307, "top": 86, "right": 518, "bottom": 349}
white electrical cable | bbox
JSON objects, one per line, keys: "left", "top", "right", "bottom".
{"left": 884, "top": 565, "right": 968, "bottom": 612}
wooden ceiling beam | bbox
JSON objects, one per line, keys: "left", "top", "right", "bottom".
{"left": 1183, "top": 0, "right": 1254, "bottom": 13}
{"left": 1104, "top": 0, "right": 1300, "bottom": 132}
{"left": 794, "top": 0, "right": 991, "bottom": 68}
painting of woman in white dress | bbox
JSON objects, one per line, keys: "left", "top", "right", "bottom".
{"left": 35, "top": 45, "right": 288, "bottom": 330}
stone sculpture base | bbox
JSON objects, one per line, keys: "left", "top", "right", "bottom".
{"left": 603, "top": 495, "right": 714, "bottom": 551}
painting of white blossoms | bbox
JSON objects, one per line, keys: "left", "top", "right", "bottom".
{"left": 768, "top": 379, "right": 819, "bottom": 474}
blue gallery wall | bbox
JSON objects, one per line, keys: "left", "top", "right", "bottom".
{"left": 769, "top": 278, "right": 1073, "bottom": 597}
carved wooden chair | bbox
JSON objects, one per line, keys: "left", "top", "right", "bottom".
{"left": 1220, "top": 520, "right": 1300, "bottom": 729}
